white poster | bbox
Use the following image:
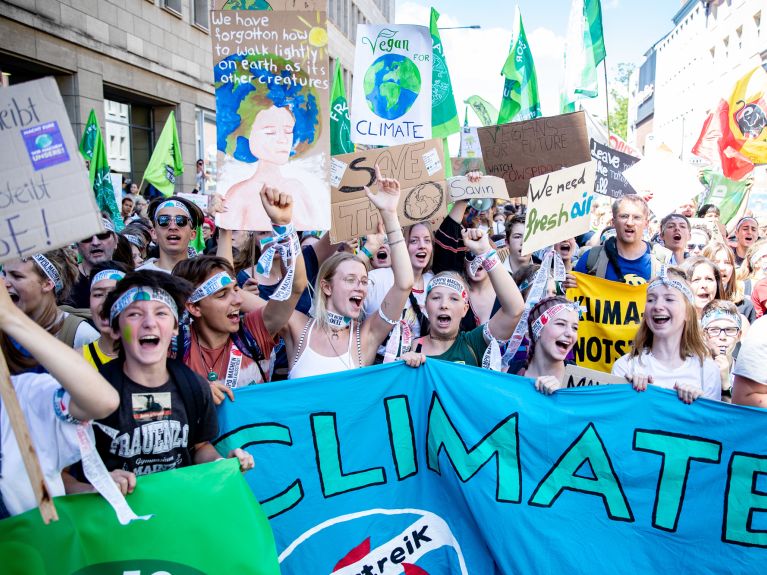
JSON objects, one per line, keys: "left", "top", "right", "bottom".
{"left": 459, "top": 126, "right": 482, "bottom": 158}
{"left": 351, "top": 24, "right": 433, "bottom": 146}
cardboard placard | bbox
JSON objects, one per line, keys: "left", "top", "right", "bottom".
{"left": 350, "top": 24, "right": 433, "bottom": 146}
{"left": 447, "top": 175, "right": 509, "bottom": 202}
{"left": 563, "top": 364, "right": 626, "bottom": 388}
{"left": 0, "top": 77, "right": 102, "bottom": 263}
{"left": 330, "top": 139, "right": 446, "bottom": 242}
{"left": 177, "top": 192, "right": 210, "bottom": 212}
{"left": 451, "top": 156, "right": 485, "bottom": 177}
{"left": 589, "top": 138, "right": 639, "bottom": 198}
{"left": 211, "top": 7, "right": 330, "bottom": 231}
{"left": 522, "top": 161, "right": 596, "bottom": 255}
{"left": 477, "top": 111, "right": 591, "bottom": 198}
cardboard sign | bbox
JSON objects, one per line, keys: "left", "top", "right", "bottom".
{"left": 177, "top": 192, "right": 209, "bottom": 212}
{"left": 451, "top": 156, "right": 485, "bottom": 177}
{"left": 589, "top": 139, "right": 639, "bottom": 198}
{"left": 477, "top": 111, "right": 591, "bottom": 198}
{"left": 522, "top": 161, "right": 596, "bottom": 255}
{"left": 0, "top": 77, "right": 102, "bottom": 263}
{"left": 350, "top": 24, "right": 433, "bottom": 146}
{"left": 330, "top": 139, "right": 446, "bottom": 242}
{"left": 211, "top": 7, "right": 330, "bottom": 231}
{"left": 623, "top": 149, "right": 704, "bottom": 219}
{"left": 564, "top": 364, "right": 626, "bottom": 388}
{"left": 447, "top": 175, "right": 509, "bottom": 203}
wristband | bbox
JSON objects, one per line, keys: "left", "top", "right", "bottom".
{"left": 359, "top": 245, "right": 374, "bottom": 259}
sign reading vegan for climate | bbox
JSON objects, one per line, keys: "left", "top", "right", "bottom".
{"left": 567, "top": 271, "right": 647, "bottom": 372}
{"left": 329, "top": 138, "right": 446, "bottom": 242}
{"left": 522, "top": 161, "right": 596, "bottom": 256}
{"left": 210, "top": 1, "right": 330, "bottom": 231}
{"left": 477, "top": 110, "right": 591, "bottom": 198}
{"left": 589, "top": 138, "right": 639, "bottom": 198}
{"left": 351, "top": 25, "right": 433, "bottom": 146}
{"left": 0, "top": 77, "right": 103, "bottom": 263}
{"left": 214, "top": 361, "right": 767, "bottom": 574}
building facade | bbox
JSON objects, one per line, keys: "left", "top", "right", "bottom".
{"left": 635, "top": 0, "right": 765, "bottom": 162}
{"left": 0, "top": 0, "right": 393, "bottom": 194}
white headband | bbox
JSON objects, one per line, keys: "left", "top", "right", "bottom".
{"left": 426, "top": 276, "right": 468, "bottom": 302}
{"left": 156, "top": 199, "right": 191, "bottom": 220}
{"left": 91, "top": 269, "right": 125, "bottom": 287}
{"left": 110, "top": 286, "right": 178, "bottom": 323}
{"left": 530, "top": 302, "right": 580, "bottom": 341}
{"left": 646, "top": 265, "right": 694, "bottom": 304}
{"left": 31, "top": 254, "right": 63, "bottom": 294}
{"left": 189, "top": 272, "right": 235, "bottom": 303}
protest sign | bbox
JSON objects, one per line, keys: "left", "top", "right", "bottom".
{"left": 215, "top": 360, "right": 767, "bottom": 574}
{"left": 623, "top": 149, "right": 704, "bottom": 218}
{"left": 330, "top": 139, "right": 446, "bottom": 242}
{"left": 477, "top": 111, "right": 591, "bottom": 198}
{"left": 351, "top": 24, "right": 433, "bottom": 146}
{"left": 0, "top": 460, "right": 279, "bottom": 575}
{"left": 567, "top": 271, "right": 647, "bottom": 372}
{"left": 458, "top": 125, "right": 482, "bottom": 158}
{"left": 589, "top": 138, "right": 639, "bottom": 198}
{"left": 522, "top": 161, "right": 596, "bottom": 255}
{"left": 451, "top": 156, "right": 485, "bottom": 176}
{"left": 564, "top": 364, "right": 627, "bottom": 388}
{"left": 177, "top": 192, "right": 210, "bottom": 212}
{"left": 211, "top": 5, "right": 330, "bottom": 231}
{"left": 0, "top": 77, "right": 103, "bottom": 263}
{"left": 447, "top": 175, "right": 509, "bottom": 203}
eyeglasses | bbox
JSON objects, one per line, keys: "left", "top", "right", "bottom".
{"left": 80, "top": 232, "right": 113, "bottom": 243}
{"left": 340, "top": 276, "right": 369, "bottom": 288}
{"left": 617, "top": 214, "right": 645, "bottom": 223}
{"left": 156, "top": 214, "right": 190, "bottom": 228}
{"left": 704, "top": 326, "right": 739, "bottom": 337}
{"left": 687, "top": 243, "right": 706, "bottom": 251}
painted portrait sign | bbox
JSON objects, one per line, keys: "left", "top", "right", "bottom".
{"left": 351, "top": 24, "right": 433, "bottom": 147}
{"left": 211, "top": 6, "right": 330, "bottom": 231}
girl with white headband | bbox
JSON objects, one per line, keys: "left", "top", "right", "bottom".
{"left": 288, "top": 166, "right": 414, "bottom": 378}
{"left": 612, "top": 267, "right": 721, "bottom": 403}
{"left": 700, "top": 299, "right": 742, "bottom": 403}
{"left": 2, "top": 249, "right": 98, "bottom": 373}
{"left": 401, "top": 228, "right": 524, "bottom": 368}
{"left": 85, "top": 269, "right": 254, "bottom": 482}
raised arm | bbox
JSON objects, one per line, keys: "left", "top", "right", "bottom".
{"left": 0, "top": 283, "right": 119, "bottom": 421}
{"left": 363, "top": 166, "right": 414, "bottom": 348}
{"left": 462, "top": 228, "right": 524, "bottom": 340}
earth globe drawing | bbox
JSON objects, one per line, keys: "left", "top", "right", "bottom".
{"left": 364, "top": 54, "right": 421, "bottom": 120}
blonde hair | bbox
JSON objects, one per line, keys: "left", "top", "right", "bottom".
{"left": 630, "top": 267, "right": 711, "bottom": 364}
{"left": 310, "top": 252, "right": 367, "bottom": 325}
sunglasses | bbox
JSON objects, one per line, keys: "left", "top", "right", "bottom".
{"left": 156, "top": 214, "right": 191, "bottom": 228}
{"left": 81, "top": 232, "right": 113, "bottom": 243}
{"left": 687, "top": 243, "right": 706, "bottom": 251}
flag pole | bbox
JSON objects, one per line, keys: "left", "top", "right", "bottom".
{"left": 603, "top": 58, "right": 611, "bottom": 146}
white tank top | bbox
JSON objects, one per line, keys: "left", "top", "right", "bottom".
{"left": 288, "top": 319, "right": 360, "bottom": 380}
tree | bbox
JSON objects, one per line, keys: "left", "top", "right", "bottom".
{"left": 608, "top": 91, "right": 629, "bottom": 140}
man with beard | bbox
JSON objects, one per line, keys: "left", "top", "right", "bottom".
{"left": 65, "top": 218, "right": 119, "bottom": 308}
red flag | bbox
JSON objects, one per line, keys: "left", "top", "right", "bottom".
{"left": 692, "top": 99, "right": 754, "bottom": 180}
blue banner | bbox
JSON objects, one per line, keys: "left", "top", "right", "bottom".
{"left": 215, "top": 360, "right": 767, "bottom": 574}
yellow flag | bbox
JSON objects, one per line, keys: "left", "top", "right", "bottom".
{"left": 726, "top": 66, "right": 767, "bottom": 164}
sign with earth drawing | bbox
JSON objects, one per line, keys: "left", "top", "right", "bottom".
{"left": 351, "top": 24, "right": 433, "bottom": 146}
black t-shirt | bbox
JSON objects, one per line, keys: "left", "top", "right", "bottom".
{"left": 94, "top": 369, "right": 218, "bottom": 477}
{"left": 65, "top": 271, "right": 91, "bottom": 309}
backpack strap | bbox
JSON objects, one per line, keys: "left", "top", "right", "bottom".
{"left": 88, "top": 342, "right": 104, "bottom": 370}
{"left": 585, "top": 246, "right": 602, "bottom": 276}
{"left": 58, "top": 313, "right": 86, "bottom": 348}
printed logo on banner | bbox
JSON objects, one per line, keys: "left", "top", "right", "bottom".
{"left": 71, "top": 559, "right": 205, "bottom": 575}
{"left": 279, "top": 509, "right": 468, "bottom": 575}
{"left": 21, "top": 121, "right": 69, "bottom": 170}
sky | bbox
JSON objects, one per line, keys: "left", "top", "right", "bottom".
{"left": 395, "top": 0, "right": 678, "bottom": 137}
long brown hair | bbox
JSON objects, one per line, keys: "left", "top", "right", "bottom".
{"left": 702, "top": 241, "right": 738, "bottom": 301}
{"left": 232, "top": 231, "right": 262, "bottom": 276}
{"left": 630, "top": 267, "right": 710, "bottom": 364}
{"left": 682, "top": 256, "right": 724, "bottom": 309}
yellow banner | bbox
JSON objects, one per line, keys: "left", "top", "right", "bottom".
{"left": 566, "top": 272, "right": 647, "bottom": 373}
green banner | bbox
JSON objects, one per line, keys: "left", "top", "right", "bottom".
{"left": 498, "top": 7, "right": 541, "bottom": 124}
{"left": 142, "top": 110, "right": 184, "bottom": 197}
{"left": 430, "top": 7, "right": 460, "bottom": 139}
{"left": 464, "top": 95, "right": 499, "bottom": 127}
{"left": 0, "top": 460, "right": 279, "bottom": 575}
{"left": 700, "top": 169, "right": 750, "bottom": 225}
{"left": 330, "top": 60, "right": 354, "bottom": 155}
{"left": 79, "top": 110, "right": 123, "bottom": 231}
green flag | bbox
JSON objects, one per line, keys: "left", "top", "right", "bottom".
{"left": 561, "top": 0, "right": 606, "bottom": 113}
{"left": 430, "top": 7, "right": 460, "bottom": 138}
{"left": 700, "top": 169, "right": 750, "bottom": 226}
{"left": 498, "top": 7, "right": 541, "bottom": 124}
{"left": 464, "top": 95, "right": 499, "bottom": 127}
{"left": 330, "top": 61, "right": 354, "bottom": 155}
{"left": 143, "top": 110, "right": 184, "bottom": 197}
{"left": 0, "top": 460, "right": 280, "bottom": 575}
{"left": 79, "top": 109, "right": 123, "bottom": 231}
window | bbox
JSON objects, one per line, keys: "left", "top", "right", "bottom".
{"left": 192, "top": 0, "right": 209, "bottom": 30}
{"left": 163, "top": 0, "right": 182, "bottom": 16}
{"left": 104, "top": 98, "right": 155, "bottom": 184}
{"left": 195, "top": 108, "right": 218, "bottom": 195}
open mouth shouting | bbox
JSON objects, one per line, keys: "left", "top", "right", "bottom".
{"left": 349, "top": 295, "right": 363, "bottom": 314}
{"left": 138, "top": 335, "right": 161, "bottom": 349}
{"left": 165, "top": 233, "right": 182, "bottom": 245}
{"left": 650, "top": 313, "right": 671, "bottom": 328}
{"left": 226, "top": 310, "right": 241, "bottom": 325}
{"left": 413, "top": 249, "right": 429, "bottom": 267}
{"left": 554, "top": 338, "right": 573, "bottom": 354}
{"left": 375, "top": 249, "right": 389, "bottom": 265}
{"left": 434, "top": 313, "right": 452, "bottom": 330}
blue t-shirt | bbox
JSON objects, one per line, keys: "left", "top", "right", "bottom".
{"left": 574, "top": 243, "right": 653, "bottom": 284}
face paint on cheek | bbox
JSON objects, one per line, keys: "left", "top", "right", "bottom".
{"left": 122, "top": 324, "right": 133, "bottom": 345}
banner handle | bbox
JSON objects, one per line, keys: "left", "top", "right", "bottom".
{"left": 0, "top": 350, "right": 58, "bottom": 524}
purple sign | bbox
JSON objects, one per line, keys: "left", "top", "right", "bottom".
{"left": 21, "top": 121, "right": 69, "bottom": 171}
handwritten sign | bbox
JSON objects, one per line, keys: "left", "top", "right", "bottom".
{"left": 350, "top": 24, "right": 433, "bottom": 146}
{"left": 522, "top": 161, "right": 596, "bottom": 255}
{"left": 477, "top": 111, "right": 591, "bottom": 198}
{"left": 447, "top": 175, "right": 509, "bottom": 202}
{"left": 451, "top": 156, "right": 485, "bottom": 176}
{"left": 330, "top": 139, "right": 446, "bottom": 242}
{"left": 0, "top": 77, "right": 102, "bottom": 263}
{"left": 177, "top": 192, "right": 209, "bottom": 213}
{"left": 211, "top": 6, "right": 330, "bottom": 231}
{"left": 589, "top": 139, "right": 639, "bottom": 198}
{"left": 564, "top": 364, "right": 626, "bottom": 388}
